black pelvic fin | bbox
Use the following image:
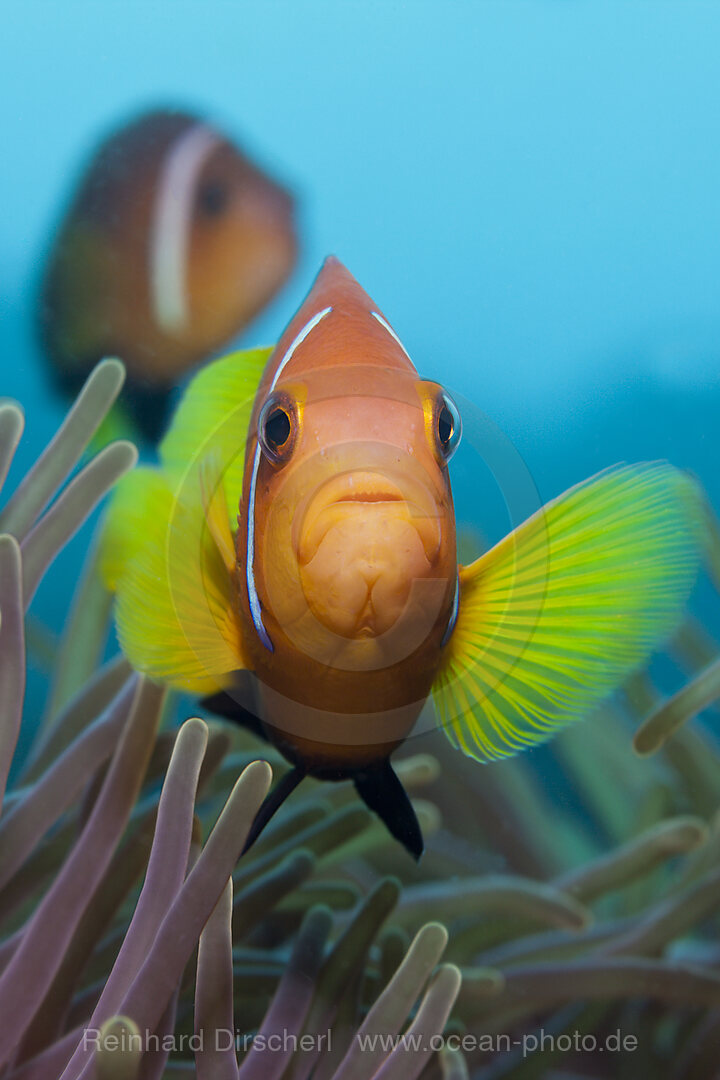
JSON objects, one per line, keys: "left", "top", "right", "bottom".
{"left": 200, "top": 690, "right": 268, "bottom": 743}
{"left": 242, "top": 765, "right": 306, "bottom": 855}
{"left": 353, "top": 760, "right": 424, "bottom": 861}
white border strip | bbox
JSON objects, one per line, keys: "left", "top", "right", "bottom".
{"left": 371, "top": 310, "right": 413, "bottom": 363}
{"left": 246, "top": 306, "right": 333, "bottom": 650}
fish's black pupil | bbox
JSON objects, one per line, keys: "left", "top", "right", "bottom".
{"left": 265, "top": 408, "right": 291, "bottom": 449}
{"left": 438, "top": 404, "right": 454, "bottom": 446}
{"left": 198, "top": 181, "right": 228, "bottom": 217}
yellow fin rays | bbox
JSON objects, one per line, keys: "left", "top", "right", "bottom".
{"left": 432, "top": 464, "right": 706, "bottom": 762}
{"left": 100, "top": 348, "right": 270, "bottom": 691}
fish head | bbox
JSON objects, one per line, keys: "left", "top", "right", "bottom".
{"left": 185, "top": 139, "right": 297, "bottom": 346}
{"left": 241, "top": 258, "right": 459, "bottom": 674}
{"left": 43, "top": 110, "right": 298, "bottom": 389}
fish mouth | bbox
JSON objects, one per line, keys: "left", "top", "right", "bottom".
{"left": 328, "top": 472, "right": 405, "bottom": 505}
{"left": 293, "top": 467, "right": 446, "bottom": 640}
{"left": 296, "top": 471, "right": 441, "bottom": 567}
{"left": 337, "top": 492, "right": 401, "bottom": 503}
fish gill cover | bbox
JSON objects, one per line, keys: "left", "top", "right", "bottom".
{"left": 1, "top": 366, "right": 720, "bottom": 1076}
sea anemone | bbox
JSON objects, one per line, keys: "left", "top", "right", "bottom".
{"left": 2, "top": 361, "right": 720, "bottom": 1079}
{"left": 0, "top": 363, "right": 462, "bottom": 1080}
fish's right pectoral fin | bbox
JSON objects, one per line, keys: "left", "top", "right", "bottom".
{"left": 198, "top": 451, "right": 237, "bottom": 573}
{"left": 159, "top": 345, "right": 272, "bottom": 524}
{"left": 100, "top": 463, "right": 249, "bottom": 694}
{"left": 98, "top": 347, "right": 272, "bottom": 693}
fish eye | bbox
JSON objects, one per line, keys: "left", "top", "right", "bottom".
{"left": 258, "top": 394, "right": 296, "bottom": 464}
{"left": 197, "top": 179, "right": 228, "bottom": 218}
{"left": 435, "top": 391, "right": 462, "bottom": 461}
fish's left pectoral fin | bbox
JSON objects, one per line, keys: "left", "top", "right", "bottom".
{"left": 354, "top": 760, "right": 424, "bottom": 861}
{"left": 433, "top": 463, "right": 707, "bottom": 763}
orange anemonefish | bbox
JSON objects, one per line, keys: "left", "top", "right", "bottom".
{"left": 39, "top": 108, "right": 297, "bottom": 441}
{"left": 100, "top": 257, "right": 706, "bottom": 858}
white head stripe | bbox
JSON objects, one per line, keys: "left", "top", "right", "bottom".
{"left": 245, "top": 305, "right": 333, "bottom": 650}
{"left": 270, "top": 306, "right": 333, "bottom": 389}
{"left": 371, "top": 310, "right": 412, "bottom": 363}
{"left": 149, "top": 124, "right": 222, "bottom": 336}
{"left": 441, "top": 575, "right": 460, "bottom": 646}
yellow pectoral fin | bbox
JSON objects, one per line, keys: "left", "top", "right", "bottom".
{"left": 101, "top": 465, "right": 248, "bottom": 694}
{"left": 433, "top": 463, "right": 706, "bottom": 762}
{"left": 99, "top": 466, "right": 168, "bottom": 592}
{"left": 198, "top": 451, "right": 237, "bottom": 574}
{"left": 97, "top": 346, "right": 268, "bottom": 692}
{"left": 159, "top": 346, "right": 271, "bottom": 526}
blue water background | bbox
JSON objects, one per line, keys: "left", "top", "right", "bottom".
{"left": 2, "top": 2, "right": 720, "bottom": 744}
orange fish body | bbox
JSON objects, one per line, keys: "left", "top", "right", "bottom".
{"left": 102, "top": 257, "right": 705, "bottom": 858}
{"left": 235, "top": 259, "right": 458, "bottom": 773}
{"left": 40, "top": 108, "right": 297, "bottom": 439}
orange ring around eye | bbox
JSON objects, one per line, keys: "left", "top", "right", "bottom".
{"left": 417, "top": 381, "right": 463, "bottom": 463}
{"left": 436, "top": 390, "right": 462, "bottom": 460}
{"left": 258, "top": 392, "right": 298, "bottom": 465}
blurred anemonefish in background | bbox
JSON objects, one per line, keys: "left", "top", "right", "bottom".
{"left": 38, "top": 108, "right": 297, "bottom": 441}
{"left": 101, "top": 258, "right": 706, "bottom": 858}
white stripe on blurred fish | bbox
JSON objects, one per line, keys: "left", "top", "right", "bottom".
{"left": 38, "top": 107, "right": 297, "bottom": 441}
